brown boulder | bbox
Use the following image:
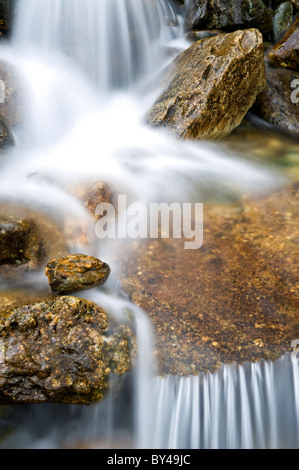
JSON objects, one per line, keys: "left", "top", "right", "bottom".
{"left": 146, "top": 29, "right": 266, "bottom": 140}
{"left": 0, "top": 296, "right": 136, "bottom": 404}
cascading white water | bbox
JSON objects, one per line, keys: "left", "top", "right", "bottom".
{"left": 13, "top": 0, "right": 173, "bottom": 90}
{"left": 0, "top": 0, "right": 297, "bottom": 450}
{"left": 149, "top": 355, "right": 299, "bottom": 449}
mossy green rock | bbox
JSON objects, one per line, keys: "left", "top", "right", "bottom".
{"left": 146, "top": 29, "right": 266, "bottom": 140}
{"left": 273, "top": 1, "right": 294, "bottom": 41}
{"left": 0, "top": 296, "right": 136, "bottom": 404}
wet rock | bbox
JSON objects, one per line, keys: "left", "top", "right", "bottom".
{"left": 290, "top": 0, "right": 299, "bottom": 9}
{"left": 119, "top": 183, "right": 299, "bottom": 375}
{"left": 272, "top": 2, "right": 294, "bottom": 41}
{"left": 268, "top": 15, "right": 299, "bottom": 70}
{"left": 0, "top": 61, "right": 24, "bottom": 128}
{"left": 45, "top": 254, "right": 111, "bottom": 295}
{"left": 0, "top": 206, "right": 68, "bottom": 277}
{"left": 0, "top": 0, "right": 16, "bottom": 37}
{"left": 0, "top": 296, "right": 136, "bottom": 404}
{"left": 251, "top": 64, "right": 299, "bottom": 136}
{"left": 0, "top": 216, "right": 41, "bottom": 267}
{"left": 185, "top": 0, "right": 273, "bottom": 34}
{"left": 185, "top": 29, "right": 225, "bottom": 42}
{"left": 146, "top": 29, "right": 266, "bottom": 140}
{"left": 75, "top": 181, "right": 115, "bottom": 220}
{"left": 0, "top": 120, "right": 14, "bottom": 148}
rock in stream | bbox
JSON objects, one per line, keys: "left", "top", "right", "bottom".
{"left": 0, "top": 296, "right": 136, "bottom": 404}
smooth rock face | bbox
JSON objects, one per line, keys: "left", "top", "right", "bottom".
{"left": 119, "top": 183, "right": 299, "bottom": 375}
{"left": 0, "top": 296, "right": 135, "bottom": 404}
{"left": 45, "top": 254, "right": 111, "bottom": 294}
{"left": 252, "top": 64, "right": 299, "bottom": 135}
{"left": 185, "top": 0, "right": 273, "bottom": 33}
{"left": 268, "top": 16, "right": 299, "bottom": 70}
{"left": 146, "top": 29, "right": 266, "bottom": 140}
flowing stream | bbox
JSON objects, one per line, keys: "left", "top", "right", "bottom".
{"left": 0, "top": 0, "right": 298, "bottom": 449}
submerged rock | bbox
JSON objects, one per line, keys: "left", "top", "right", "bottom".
{"left": 146, "top": 28, "right": 266, "bottom": 140}
{"left": 45, "top": 254, "right": 111, "bottom": 294}
{"left": 74, "top": 181, "right": 115, "bottom": 220}
{"left": 268, "top": 15, "right": 299, "bottom": 70}
{"left": 184, "top": 0, "right": 273, "bottom": 34}
{"left": 0, "top": 296, "right": 136, "bottom": 404}
{"left": 119, "top": 183, "right": 299, "bottom": 375}
{"left": 252, "top": 64, "right": 299, "bottom": 136}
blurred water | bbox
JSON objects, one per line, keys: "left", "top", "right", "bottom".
{"left": 0, "top": 0, "right": 296, "bottom": 450}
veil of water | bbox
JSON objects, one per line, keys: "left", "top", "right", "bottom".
{"left": 0, "top": 0, "right": 297, "bottom": 449}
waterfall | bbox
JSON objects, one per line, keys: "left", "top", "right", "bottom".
{"left": 13, "top": 0, "right": 173, "bottom": 90}
{"left": 0, "top": 0, "right": 297, "bottom": 450}
{"left": 148, "top": 355, "right": 299, "bottom": 449}
{"left": 2, "top": 354, "right": 298, "bottom": 449}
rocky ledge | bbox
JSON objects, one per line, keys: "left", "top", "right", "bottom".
{"left": 119, "top": 183, "right": 299, "bottom": 375}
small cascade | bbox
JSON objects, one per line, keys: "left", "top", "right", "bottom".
{"left": 148, "top": 355, "right": 299, "bottom": 449}
{"left": 13, "top": 0, "right": 173, "bottom": 90}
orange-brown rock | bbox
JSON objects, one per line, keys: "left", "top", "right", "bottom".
{"left": 146, "top": 29, "right": 266, "bottom": 140}
{"left": 118, "top": 183, "right": 299, "bottom": 375}
{"left": 45, "top": 254, "right": 111, "bottom": 294}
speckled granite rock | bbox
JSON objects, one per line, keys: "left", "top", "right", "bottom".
{"left": 119, "top": 183, "right": 299, "bottom": 375}
{"left": 45, "top": 254, "right": 111, "bottom": 294}
{"left": 146, "top": 29, "right": 266, "bottom": 140}
{"left": 0, "top": 296, "right": 136, "bottom": 404}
